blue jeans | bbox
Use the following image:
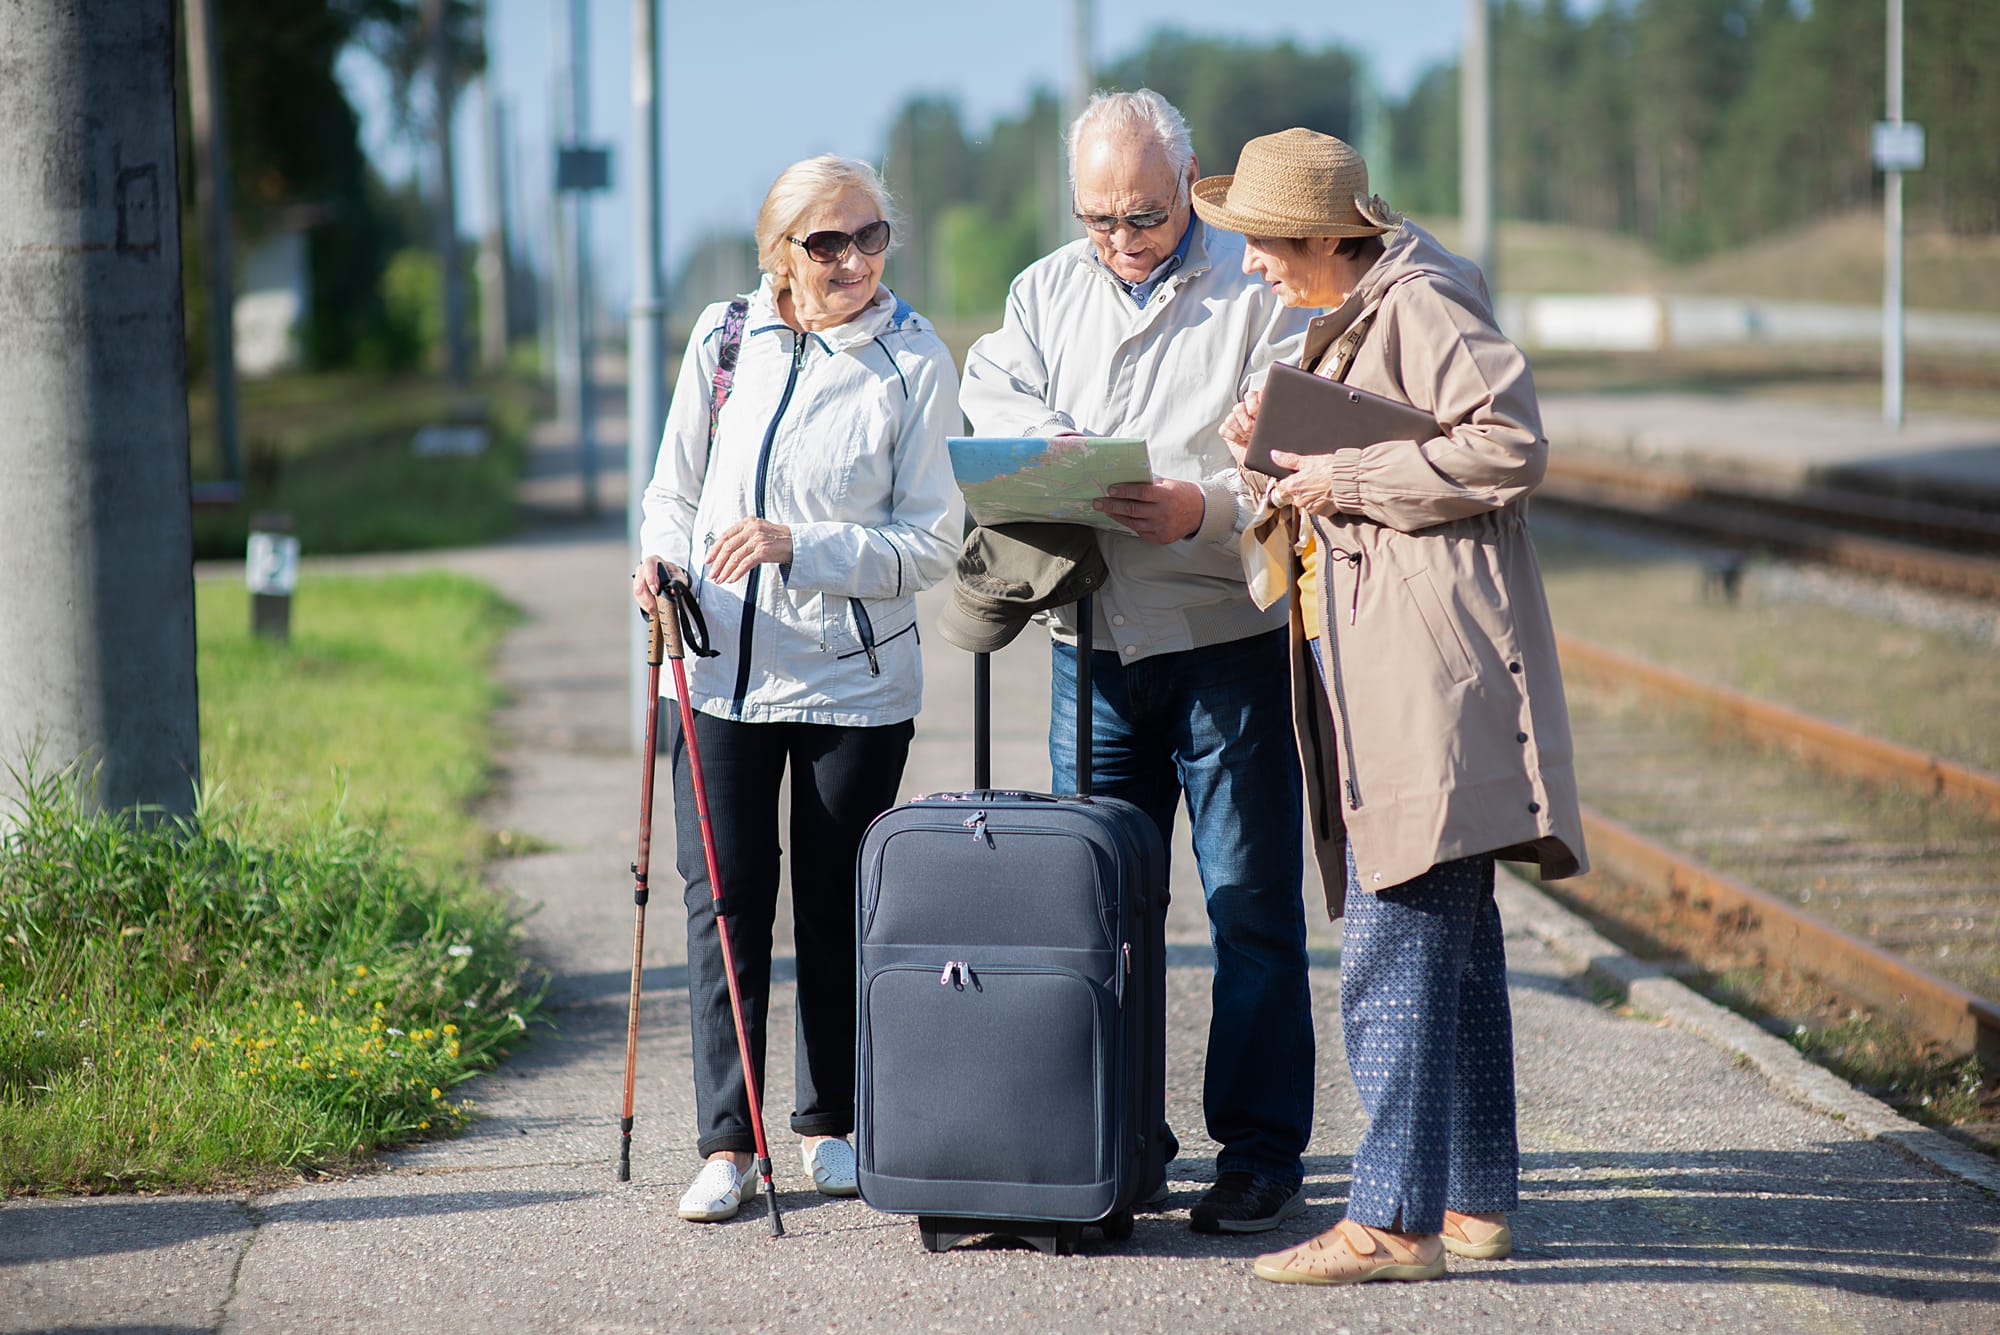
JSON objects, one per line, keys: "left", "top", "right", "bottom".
{"left": 1051, "top": 628, "right": 1311, "bottom": 1188}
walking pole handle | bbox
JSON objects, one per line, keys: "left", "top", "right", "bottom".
{"left": 653, "top": 561, "right": 682, "bottom": 663}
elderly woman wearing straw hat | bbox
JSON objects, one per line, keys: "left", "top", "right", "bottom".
{"left": 1196, "top": 128, "right": 1588, "bottom": 1285}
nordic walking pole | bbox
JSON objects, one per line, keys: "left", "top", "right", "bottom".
{"left": 618, "top": 584, "right": 670, "bottom": 1182}
{"left": 659, "top": 569, "right": 784, "bottom": 1236}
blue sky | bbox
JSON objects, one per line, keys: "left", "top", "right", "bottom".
{"left": 340, "top": 0, "right": 1499, "bottom": 297}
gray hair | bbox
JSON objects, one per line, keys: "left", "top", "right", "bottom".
{"left": 1065, "top": 89, "right": 1195, "bottom": 187}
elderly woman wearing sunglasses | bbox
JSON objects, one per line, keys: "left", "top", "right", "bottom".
{"left": 633, "top": 154, "right": 959, "bottom": 1223}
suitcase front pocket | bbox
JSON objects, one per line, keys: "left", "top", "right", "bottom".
{"left": 861, "top": 963, "right": 1108, "bottom": 1190}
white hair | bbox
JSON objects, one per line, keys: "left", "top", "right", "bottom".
{"left": 1065, "top": 89, "right": 1194, "bottom": 187}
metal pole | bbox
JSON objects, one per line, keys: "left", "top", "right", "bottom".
{"left": 571, "top": 0, "right": 598, "bottom": 517}
{"left": 1460, "top": 0, "right": 1496, "bottom": 287}
{"left": 426, "top": 0, "right": 468, "bottom": 386}
{"left": 477, "top": 1, "right": 510, "bottom": 371}
{"left": 550, "top": 7, "right": 577, "bottom": 425}
{"left": 1883, "top": 0, "right": 1905, "bottom": 429}
{"left": 182, "top": 0, "right": 241, "bottom": 490}
{"left": 629, "top": 0, "right": 666, "bottom": 749}
{"left": 0, "top": 0, "right": 200, "bottom": 820}
{"left": 1044, "top": 0, "right": 1092, "bottom": 257}
{"left": 1072, "top": 0, "right": 1093, "bottom": 118}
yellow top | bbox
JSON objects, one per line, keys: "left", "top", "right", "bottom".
{"left": 1297, "top": 530, "right": 1322, "bottom": 640}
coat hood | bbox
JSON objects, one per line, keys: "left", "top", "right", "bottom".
{"left": 1353, "top": 220, "right": 1494, "bottom": 319}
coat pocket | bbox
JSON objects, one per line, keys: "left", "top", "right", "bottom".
{"left": 1402, "top": 571, "right": 1478, "bottom": 686}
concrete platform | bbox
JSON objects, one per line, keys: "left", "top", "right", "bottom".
{"left": 1541, "top": 392, "right": 2000, "bottom": 507}
{"left": 7, "top": 400, "right": 1999, "bottom": 1334}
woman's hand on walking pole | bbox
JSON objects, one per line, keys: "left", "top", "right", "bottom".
{"left": 633, "top": 557, "right": 688, "bottom": 616}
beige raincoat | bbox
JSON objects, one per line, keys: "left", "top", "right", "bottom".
{"left": 1244, "top": 221, "right": 1588, "bottom": 917}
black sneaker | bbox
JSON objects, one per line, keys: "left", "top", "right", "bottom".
{"left": 1189, "top": 1171, "right": 1306, "bottom": 1234}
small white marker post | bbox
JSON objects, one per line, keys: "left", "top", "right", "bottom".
{"left": 246, "top": 512, "right": 300, "bottom": 641}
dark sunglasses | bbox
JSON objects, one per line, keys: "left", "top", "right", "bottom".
{"left": 788, "top": 219, "right": 892, "bottom": 264}
{"left": 1072, "top": 206, "right": 1174, "bottom": 233}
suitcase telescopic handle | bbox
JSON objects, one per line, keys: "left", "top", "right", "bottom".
{"left": 970, "top": 593, "right": 1093, "bottom": 798}
{"left": 1075, "top": 594, "right": 1092, "bottom": 798}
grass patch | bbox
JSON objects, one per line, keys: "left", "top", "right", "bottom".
{"left": 198, "top": 573, "right": 518, "bottom": 871}
{"left": 1536, "top": 523, "right": 2000, "bottom": 774}
{"left": 189, "top": 372, "right": 545, "bottom": 560}
{"left": 1, "top": 572, "right": 538, "bottom": 1194}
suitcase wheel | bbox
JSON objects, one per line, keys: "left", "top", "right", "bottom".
{"left": 1097, "top": 1210, "right": 1134, "bottom": 1243}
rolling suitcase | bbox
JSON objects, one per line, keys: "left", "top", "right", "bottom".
{"left": 855, "top": 600, "right": 1170, "bottom": 1255}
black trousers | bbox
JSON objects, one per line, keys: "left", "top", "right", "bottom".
{"left": 668, "top": 709, "right": 913, "bottom": 1159}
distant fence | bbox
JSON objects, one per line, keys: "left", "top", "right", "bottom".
{"left": 1494, "top": 294, "right": 2000, "bottom": 353}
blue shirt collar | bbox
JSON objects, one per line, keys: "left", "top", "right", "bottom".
{"left": 1102, "top": 217, "right": 1195, "bottom": 307}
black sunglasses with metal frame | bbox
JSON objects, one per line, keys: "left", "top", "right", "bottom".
{"left": 788, "top": 219, "right": 892, "bottom": 264}
{"left": 1071, "top": 206, "right": 1174, "bottom": 234}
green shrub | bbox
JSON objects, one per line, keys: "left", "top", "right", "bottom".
{"left": 0, "top": 770, "right": 538, "bottom": 1192}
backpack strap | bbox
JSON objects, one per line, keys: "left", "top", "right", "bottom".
{"left": 706, "top": 297, "right": 750, "bottom": 448}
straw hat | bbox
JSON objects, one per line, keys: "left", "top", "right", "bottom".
{"left": 1191, "top": 128, "right": 1401, "bottom": 239}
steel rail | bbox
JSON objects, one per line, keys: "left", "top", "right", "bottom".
{"left": 1548, "top": 454, "right": 2000, "bottom": 551}
{"left": 1537, "top": 466, "right": 2000, "bottom": 601}
{"left": 1556, "top": 633, "right": 2000, "bottom": 822}
{"left": 1575, "top": 807, "right": 2000, "bottom": 1065}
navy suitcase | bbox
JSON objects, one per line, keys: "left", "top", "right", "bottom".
{"left": 855, "top": 601, "right": 1170, "bottom": 1254}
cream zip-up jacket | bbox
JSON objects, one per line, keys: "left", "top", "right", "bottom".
{"left": 640, "top": 278, "right": 959, "bottom": 725}
{"left": 962, "top": 223, "right": 1310, "bottom": 661}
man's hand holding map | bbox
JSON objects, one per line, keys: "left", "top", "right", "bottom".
{"left": 947, "top": 435, "right": 1152, "bottom": 534}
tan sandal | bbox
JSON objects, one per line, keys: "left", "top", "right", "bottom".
{"left": 1441, "top": 1209, "right": 1512, "bottom": 1260}
{"left": 1252, "top": 1217, "right": 1445, "bottom": 1285}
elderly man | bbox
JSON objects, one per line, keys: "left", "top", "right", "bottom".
{"left": 962, "top": 89, "right": 1314, "bottom": 1233}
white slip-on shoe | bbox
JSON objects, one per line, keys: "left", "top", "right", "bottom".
{"left": 678, "top": 1157, "right": 757, "bottom": 1222}
{"left": 801, "top": 1137, "right": 858, "bottom": 1197}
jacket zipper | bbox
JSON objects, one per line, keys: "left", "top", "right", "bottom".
{"left": 728, "top": 330, "right": 809, "bottom": 716}
{"left": 847, "top": 598, "right": 881, "bottom": 676}
{"left": 1312, "top": 518, "right": 1365, "bottom": 810}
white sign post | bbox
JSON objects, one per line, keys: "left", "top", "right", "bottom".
{"left": 1878, "top": 0, "right": 1920, "bottom": 429}
{"left": 246, "top": 514, "right": 299, "bottom": 640}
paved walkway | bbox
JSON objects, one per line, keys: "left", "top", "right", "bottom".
{"left": 5, "top": 392, "right": 1999, "bottom": 1333}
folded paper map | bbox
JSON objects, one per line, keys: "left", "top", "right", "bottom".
{"left": 947, "top": 436, "right": 1152, "bottom": 533}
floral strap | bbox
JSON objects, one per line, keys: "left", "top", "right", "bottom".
{"left": 706, "top": 297, "right": 750, "bottom": 449}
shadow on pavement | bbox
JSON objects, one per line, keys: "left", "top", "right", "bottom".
{"left": 0, "top": 1190, "right": 590, "bottom": 1267}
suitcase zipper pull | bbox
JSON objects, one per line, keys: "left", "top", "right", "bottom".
{"left": 1117, "top": 942, "right": 1130, "bottom": 1003}
{"left": 961, "top": 811, "right": 993, "bottom": 846}
{"left": 940, "top": 960, "right": 966, "bottom": 990}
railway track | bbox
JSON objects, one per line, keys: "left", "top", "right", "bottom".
{"left": 1537, "top": 454, "right": 2000, "bottom": 600}
{"left": 1552, "top": 633, "right": 2000, "bottom": 1068}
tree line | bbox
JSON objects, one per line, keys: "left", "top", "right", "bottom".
{"left": 767, "top": 1, "right": 1996, "bottom": 321}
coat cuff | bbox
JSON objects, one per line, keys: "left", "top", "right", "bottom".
{"left": 1326, "top": 453, "right": 1367, "bottom": 513}
{"left": 1192, "top": 474, "right": 1248, "bottom": 547}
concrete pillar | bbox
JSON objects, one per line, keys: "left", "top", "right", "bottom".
{"left": 0, "top": 0, "right": 201, "bottom": 818}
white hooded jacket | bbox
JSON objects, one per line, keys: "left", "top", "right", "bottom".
{"left": 640, "top": 278, "right": 960, "bottom": 725}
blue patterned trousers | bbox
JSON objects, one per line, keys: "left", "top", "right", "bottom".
{"left": 1340, "top": 845, "right": 1520, "bottom": 1233}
